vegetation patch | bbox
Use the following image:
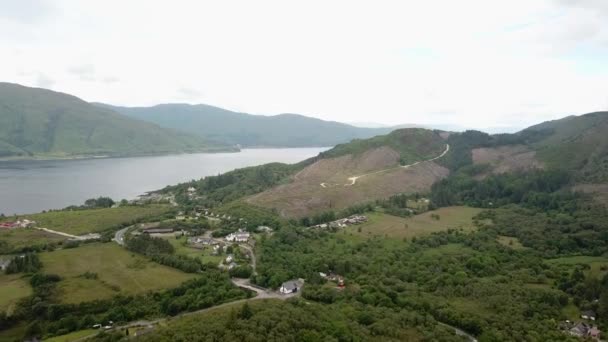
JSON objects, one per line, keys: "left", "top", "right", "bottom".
{"left": 44, "top": 329, "right": 97, "bottom": 342}
{"left": 347, "top": 207, "right": 481, "bottom": 239}
{"left": 22, "top": 205, "right": 173, "bottom": 235}
{"left": 0, "top": 274, "right": 32, "bottom": 314}
{"left": 38, "top": 243, "right": 197, "bottom": 303}
{"left": 496, "top": 235, "right": 526, "bottom": 250}
{"left": 0, "top": 228, "right": 65, "bottom": 253}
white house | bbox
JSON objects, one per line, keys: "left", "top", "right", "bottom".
{"left": 280, "top": 279, "right": 304, "bottom": 294}
{"left": 225, "top": 231, "right": 250, "bottom": 243}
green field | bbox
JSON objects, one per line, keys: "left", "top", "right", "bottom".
{"left": 39, "top": 243, "right": 197, "bottom": 303}
{"left": 163, "top": 236, "right": 223, "bottom": 265}
{"left": 347, "top": 206, "right": 482, "bottom": 239}
{"left": 547, "top": 255, "right": 608, "bottom": 279}
{"left": 0, "top": 274, "right": 32, "bottom": 314}
{"left": 44, "top": 329, "right": 97, "bottom": 342}
{"left": 23, "top": 205, "right": 172, "bottom": 235}
{"left": 0, "top": 228, "right": 66, "bottom": 252}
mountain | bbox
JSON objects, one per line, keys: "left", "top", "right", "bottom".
{"left": 522, "top": 111, "right": 608, "bottom": 182}
{"left": 0, "top": 83, "right": 233, "bottom": 159}
{"left": 99, "top": 103, "right": 395, "bottom": 147}
{"left": 247, "top": 128, "right": 450, "bottom": 217}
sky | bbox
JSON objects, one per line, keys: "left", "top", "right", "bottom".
{"left": 0, "top": 0, "right": 607, "bottom": 131}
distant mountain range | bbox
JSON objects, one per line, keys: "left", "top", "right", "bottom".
{"left": 0, "top": 83, "right": 232, "bottom": 159}
{"left": 99, "top": 103, "right": 396, "bottom": 148}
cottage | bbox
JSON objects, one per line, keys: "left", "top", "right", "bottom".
{"left": 280, "top": 279, "right": 304, "bottom": 294}
{"left": 225, "top": 231, "right": 250, "bottom": 243}
{"left": 257, "top": 226, "right": 273, "bottom": 233}
{"left": 228, "top": 262, "right": 238, "bottom": 270}
{"left": 187, "top": 187, "right": 196, "bottom": 193}
{"left": 570, "top": 322, "right": 590, "bottom": 337}
{"left": 582, "top": 310, "right": 596, "bottom": 321}
{"left": 225, "top": 255, "right": 234, "bottom": 263}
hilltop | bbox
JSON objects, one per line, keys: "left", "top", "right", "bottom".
{"left": 0, "top": 83, "right": 233, "bottom": 159}
{"left": 99, "top": 103, "right": 395, "bottom": 148}
{"left": 247, "top": 128, "right": 450, "bottom": 217}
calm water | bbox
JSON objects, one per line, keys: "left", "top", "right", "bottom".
{"left": 0, "top": 148, "right": 326, "bottom": 215}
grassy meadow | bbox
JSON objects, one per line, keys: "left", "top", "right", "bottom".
{"left": 346, "top": 206, "right": 482, "bottom": 239}
{"left": 0, "top": 228, "right": 66, "bottom": 252}
{"left": 22, "top": 205, "right": 172, "bottom": 235}
{"left": 0, "top": 274, "right": 32, "bottom": 314}
{"left": 39, "top": 243, "right": 197, "bottom": 304}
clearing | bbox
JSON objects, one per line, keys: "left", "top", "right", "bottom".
{"left": 0, "top": 228, "right": 66, "bottom": 252}
{"left": 346, "top": 206, "right": 482, "bottom": 239}
{"left": 472, "top": 145, "right": 543, "bottom": 178}
{"left": 0, "top": 274, "right": 32, "bottom": 314}
{"left": 546, "top": 256, "right": 608, "bottom": 279}
{"left": 248, "top": 146, "right": 449, "bottom": 218}
{"left": 22, "top": 205, "right": 172, "bottom": 235}
{"left": 497, "top": 236, "right": 526, "bottom": 250}
{"left": 44, "top": 329, "right": 97, "bottom": 342}
{"left": 39, "top": 243, "right": 197, "bottom": 304}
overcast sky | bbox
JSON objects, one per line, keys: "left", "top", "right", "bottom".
{"left": 1, "top": 0, "right": 607, "bottom": 131}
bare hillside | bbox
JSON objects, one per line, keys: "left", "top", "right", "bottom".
{"left": 248, "top": 146, "right": 449, "bottom": 218}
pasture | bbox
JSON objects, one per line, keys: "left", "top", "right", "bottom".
{"left": 0, "top": 274, "right": 32, "bottom": 314}
{"left": 39, "top": 243, "right": 197, "bottom": 304}
{"left": 0, "top": 228, "right": 65, "bottom": 252}
{"left": 346, "top": 206, "right": 482, "bottom": 239}
{"left": 23, "top": 205, "right": 172, "bottom": 235}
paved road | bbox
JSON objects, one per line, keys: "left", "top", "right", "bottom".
{"left": 113, "top": 226, "right": 130, "bottom": 246}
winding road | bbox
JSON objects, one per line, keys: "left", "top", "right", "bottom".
{"left": 339, "top": 144, "right": 450, "bottom": 187}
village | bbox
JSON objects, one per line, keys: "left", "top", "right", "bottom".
{"left": 310, "top": 214, "right": 368, "bottom": 229}
{"left": 560, "top": 310, "right": 603, "bottom": 340}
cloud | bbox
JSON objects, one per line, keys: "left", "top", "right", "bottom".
{"left": 0, "top": 0, "right": 52, "bottom": 24}
{"left": 101, "top": 76, "right": 120, "bottom": 84}
{"left": 177, "top": 87, "right": 203, "bottom": 100}
{"left": 34, "top": 72, "right": 54, "bottom": 88}
{"left": 67, "top": 64, "right": 96, "bottom": 81}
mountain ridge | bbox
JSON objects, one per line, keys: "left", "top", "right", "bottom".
{"left": 0, "top": 83, "right": 234, "bottom": 159}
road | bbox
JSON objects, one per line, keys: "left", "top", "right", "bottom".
{"left": 35, "top": 227, "right": 80, "bottom": 239}
{"left": 331, "top": 144, "right": 450, "bottom": 187}
{"left": 437, "top": 322, "right": 477, "bottom": 342}
{"left": 113, "top": 226, "right": 130, "bottom": 246}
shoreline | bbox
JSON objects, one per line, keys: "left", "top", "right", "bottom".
{"left": 0, "top": 148, "right": 241, "bottom": 162}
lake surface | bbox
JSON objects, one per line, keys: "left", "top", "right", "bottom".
{"left": 0, "top": 148, "right": 326, "bottom": 215}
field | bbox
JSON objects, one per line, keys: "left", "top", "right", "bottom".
{"left": 39, "top": 243, "right": 197, "bottom": 303}
{"left": 546, "top": 256, "right": 608, "bottom": 279}
{"left": 346, "top": 206, "right": 482, "bottom": 239}
{"left": 23, "top": 205, "right": 172, "bottom": 235}
{"left": 0, "top": 228, "right": 66, "bottom": 252}
{"left": 45, "top": 329, "right": 97, "bottom": 342}
{"left": 0, "top": 274, "right": 32, "bottom": 314}
{"left": 163, "top": 235, "right": 223, "bottom": 265}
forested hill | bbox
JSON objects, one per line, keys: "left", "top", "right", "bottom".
{"left": 98, "top": 103, "right": 394, "bottom": 147}
{"left": 0, "top": 83, "right": 233, "bottom": 159}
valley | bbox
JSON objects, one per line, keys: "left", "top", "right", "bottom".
{"left": 1, "top": 113, "right": 608, "bottom": 341}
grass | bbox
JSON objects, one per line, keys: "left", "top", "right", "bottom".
{"left": 163, "top": 235, "right": 223, "bottom": 265}
{"left": 0, "top": 228, "right": 66, "bottom": 251}
{"left": 0, "top": 322, "right": 27, "bottom": 342}
{"left": 22, "top": 205, "right": 172, "bottom": 235}
{"left": 39, "top": 243, "right": 197, "bottom": 304}
{"left": 346, "top": 206, "right": 482, "bottom": 239}
{"left": 0, "top": 274, "right": 32, "bottom": 314}
{"left": 44, "top": 329, "right": 97, "bottom": 342}
{"left": 497, "top": 235, "right": 526, "bottom": 250}
{"left": 547, "top": 256, "right": 608, "bottom": 279}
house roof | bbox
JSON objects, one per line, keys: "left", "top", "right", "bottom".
{"left": 282, "top": 281, "right": 298, "bottom": 291}
{"left": 582, "top": 310, "right": 596, "bottom": 316}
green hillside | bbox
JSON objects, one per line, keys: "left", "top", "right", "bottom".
{"left": 0, "top": 83, "right": 233, "bottom": 159}
{"left": 523, "top": 111, "right": 608, "bottom": 182}
{"left": 100, "top": 103, "right": 394, "bottom": 147}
